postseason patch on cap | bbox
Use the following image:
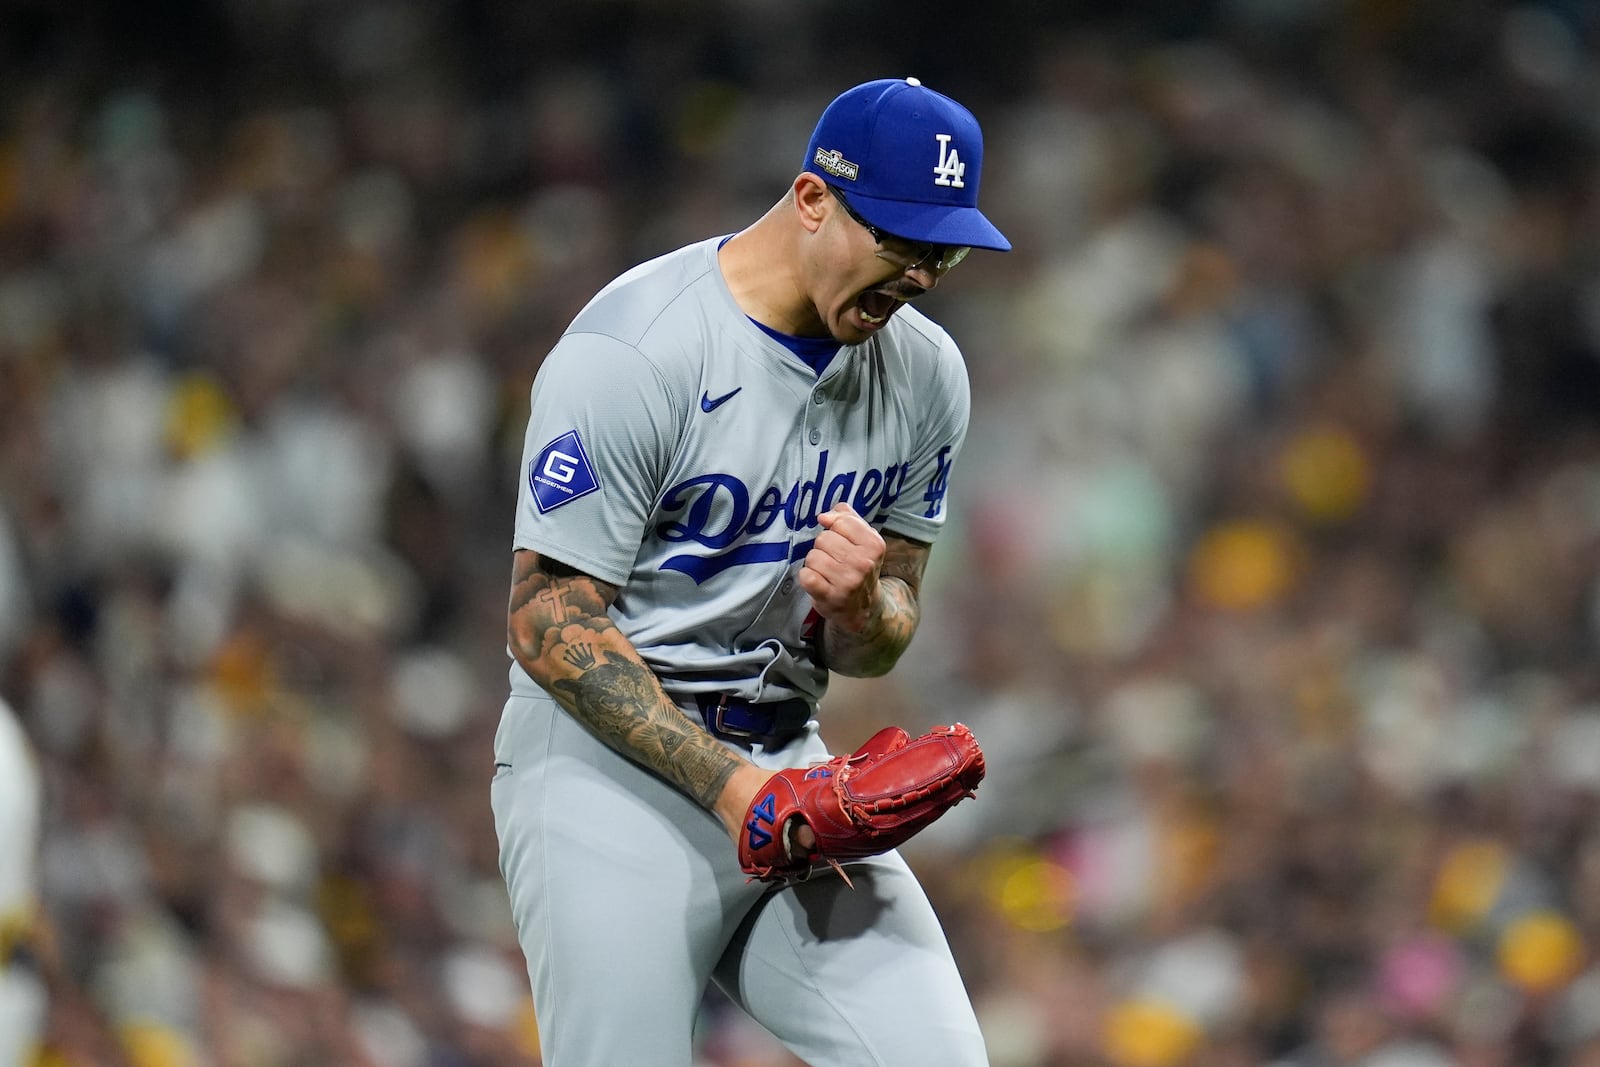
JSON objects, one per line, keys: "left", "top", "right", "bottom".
{"left": 813, "top": 147, "right": 859, "bottom": 182}
{"left": 528, "top": 430, "right": 599, "bottom": 513}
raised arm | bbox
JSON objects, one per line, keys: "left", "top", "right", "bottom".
{"left": 799, "top": 506, "right": 931, "bottom": 678}
{"left": 506, "top": 549, "right": 769, "bottom": 834}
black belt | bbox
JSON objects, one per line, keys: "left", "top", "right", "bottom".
{"left": 696, "top": 693, "right": 812, "bottom": 742}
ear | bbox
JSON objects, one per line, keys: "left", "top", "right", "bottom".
{"left": 793, "top": 173, "right": 831, "bottom": 235}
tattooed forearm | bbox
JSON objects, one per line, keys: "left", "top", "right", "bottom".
{"left": 821, "top": 577, "right": 919, "bottom": 677}
{"left": 879, "top": 534, "right": 929, "bottom": 597}
{"left": 553, "top": 653, "right": 742, "bottom": 808}
{"left": 507, "top": 550, "right": 747, "bottom": 810}
{"left": 821, "top": 534, "right": 929, "bottom": 678}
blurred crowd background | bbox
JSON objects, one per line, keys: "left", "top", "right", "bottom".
{"left": 3, "top": 0, "right": 1600, "bottom": 1064}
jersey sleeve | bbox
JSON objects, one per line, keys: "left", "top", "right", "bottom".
{"left": 882, "top": 332, "right": 971, "bottom": 544}
{"left": 513, "top": 331, "right": 679, "bottom": 585}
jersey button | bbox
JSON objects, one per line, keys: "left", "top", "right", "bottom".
{"left": 809, "top": 429, "right": 820, "bottom": 445}
{"left": 812, "top": 390, "right": 824, "bottom": 405}
{"left": 780, "top": 579, "right": 795, "bottom": 595}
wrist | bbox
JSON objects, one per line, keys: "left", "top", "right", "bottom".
{"left": 835, "top": 580, "right": 888, "bottom": 637}
{"left": 815, "top": 578, "right": 917, "bottom": 679}
{"left": 714, "top": 763, "right": 771, "bottom": 837}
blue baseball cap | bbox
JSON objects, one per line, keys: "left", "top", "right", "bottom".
{"left": 804, "top": 77, "right": 1011, "bottom": 253}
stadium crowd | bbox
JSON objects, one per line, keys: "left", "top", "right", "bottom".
{"left": 2, "top": 1, "right": 1599, "bottom": 1064}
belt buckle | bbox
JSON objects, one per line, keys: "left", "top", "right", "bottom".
{"left": 708, "top": 694, "right": 761, "bottom": 740}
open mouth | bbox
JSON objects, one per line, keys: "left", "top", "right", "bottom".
{"left": 856, "top": 289, "right": 904, "bottom": 327}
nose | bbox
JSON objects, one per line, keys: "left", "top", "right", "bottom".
{"left": 904, "top": 262, "right": 940, "bottom": 290}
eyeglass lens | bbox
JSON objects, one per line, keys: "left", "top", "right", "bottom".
{"left": 828, "top": 187, "right": 970, "bottom": 273}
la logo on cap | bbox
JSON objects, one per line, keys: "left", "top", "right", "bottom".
{"left": 933, "top": 134, "right": 965, "bottom": 189}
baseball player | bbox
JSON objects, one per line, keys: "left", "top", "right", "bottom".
{"left": 492, "top": 78, "right": 1009, "bottom": 1066}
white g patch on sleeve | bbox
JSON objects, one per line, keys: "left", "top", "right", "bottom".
{"left": 529, "top": 430, "right": 600, "bottom": 513}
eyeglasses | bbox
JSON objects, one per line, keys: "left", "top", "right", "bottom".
{"left": 827, "top": 186, "right": 971, "bottom": 275}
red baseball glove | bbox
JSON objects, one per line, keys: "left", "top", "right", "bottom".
{"left": 738, "top": 723, "right": 986, "bottom": 885}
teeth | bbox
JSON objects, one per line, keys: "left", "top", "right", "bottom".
{"left": 858, "top": 289, "right": 902, "bottom": 327}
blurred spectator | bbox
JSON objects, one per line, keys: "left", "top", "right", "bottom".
{"left": 0, "top": 697, "right": 45, "bottom": 1065}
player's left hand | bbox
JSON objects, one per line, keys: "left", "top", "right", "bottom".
{"left": 737, "top": 723, "right": 987, "bottom": 885}
{"left": 797, "top": 503, "right": 885, "bottom": 633}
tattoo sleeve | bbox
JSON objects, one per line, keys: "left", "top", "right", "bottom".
{"left": 507, "top": 549, "right": 746, "bottom": 809}
{"left": 820, "top": 533, "right": 929, "bottom": 678}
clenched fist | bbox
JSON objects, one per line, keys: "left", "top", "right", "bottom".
{"left": 797, "top": 503, "right": 885, "bottom": 634}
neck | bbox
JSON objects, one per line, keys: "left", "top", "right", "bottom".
{"left": 718, "top": 200, "right": 828, "bottom": 336}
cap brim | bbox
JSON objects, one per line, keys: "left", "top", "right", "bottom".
{"left": 843, "top": 188, "right": 1012, "bottom": 252}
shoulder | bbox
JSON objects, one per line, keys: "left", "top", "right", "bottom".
{"left": 549, "top": 237, "right": 734, "bottom": 392}
{"left": 881, "top": 305, "right": 969, "bottom": 394}
{"left": 567, "top": 238, "right": 727, "bottom": 351}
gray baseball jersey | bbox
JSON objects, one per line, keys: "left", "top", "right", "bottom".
{"left": 509, "top": 235, "right": 969, "bottom": 706}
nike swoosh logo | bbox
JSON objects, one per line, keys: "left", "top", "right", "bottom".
{"left": 700, "top": 387, "right": 742, "bottom": 413}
